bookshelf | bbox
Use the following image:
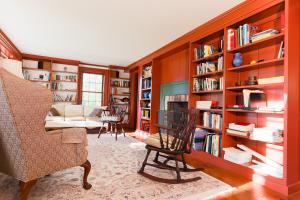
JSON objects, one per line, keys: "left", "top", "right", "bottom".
{"left": 139, "top": 62, "right": 152, "bottom": 132}
{"left": 189, "top": 1, "right": 286, "bottom": 184}
{"left": 109, "top": 68, "right": 131, "bottom": 126}
{"left": 127, "top": 0, "right": 300, "bottom": 195}
{"left": 22, "top": 59, "right": 79, "bottom": 104}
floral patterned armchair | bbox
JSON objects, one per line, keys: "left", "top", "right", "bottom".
{"left": 0, "top": 68, "right": 92, "bottom": 200}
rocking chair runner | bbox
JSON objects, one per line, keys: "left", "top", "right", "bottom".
{"left": 138, "top": 109, "right": 203, "bottom": 183}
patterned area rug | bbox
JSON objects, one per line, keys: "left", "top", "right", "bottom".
{"left": 0, "top": 134, "right": 233, "bottom": 200}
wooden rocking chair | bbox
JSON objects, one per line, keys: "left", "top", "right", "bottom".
{"left": 138, "top": 109, "right": 203, "bottom": 183}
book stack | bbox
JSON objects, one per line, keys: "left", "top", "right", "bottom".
{"left": 257, "top": 76, "right": 284, "bottom": 85}
{"left": 251, "top": 127, "right": 283, "bottom": 143}
{"left": 193, "top": 128, "right": 207, "bottom": 150}
{"left": 204, "top": 133, "right": 221, "bottom": 157}
{"left": 111, "top": 80, "right": 130, "bottom": 87}
{"left": 226, "top": 123, "right": 255, "bottom": 137}
{"left": 203, "top": 112, "right": 222, "bottom": 130}
{"left": 193, "top": 77, "right": 223, "bottom": 91}
{"left": 227, "top": 24, "right": 259, "bottom": 49}
{"left": 251, "top": 29, "right": 279, "bottom": 42}
{"left": 223, "top": 147, "right": 252, "bottom": 164}
{"left": 194, "top": 45, "right": 217, "bottom": 60}
{"left": 52, "top": 74, "right": 77, "bottom": 81}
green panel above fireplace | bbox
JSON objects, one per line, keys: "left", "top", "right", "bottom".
{"left": 160, "top": 81, "right": 188, "bottom": 110}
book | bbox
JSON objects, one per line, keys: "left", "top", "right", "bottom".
{"left": 226, "top": 128, "right": 250, "bottom": 137}
{"left": 223, "top": 147, "right": 252, "bottom": 164}
{"left": 203, "top": 133, "right": 221, "bottom": 157}
{"left": 203, "top": 112, "right": 222, "bottom": 129}
{"left": 277, "top": 41, "right": 284, "bottom": 59}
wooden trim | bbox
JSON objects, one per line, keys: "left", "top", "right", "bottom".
{"left": 0, "top": 29, "right": 22, "bottom": 60}
{"left": 80, "top": 62, "right": 108, "bottom": 68}
{"left": 22, "top": 53, "right": 80, "bottom": 65}
{"left": 77, "top": 67, "right": 109, "bottom": 105}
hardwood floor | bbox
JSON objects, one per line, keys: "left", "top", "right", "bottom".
{"left": 184, "top": 155, "right": 300, "bottom": 200}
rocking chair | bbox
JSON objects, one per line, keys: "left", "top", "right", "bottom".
{"left": 138, "top": 109, "right": 203, "bottom": 183}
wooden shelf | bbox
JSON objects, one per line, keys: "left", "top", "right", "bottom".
{"left": 110, "top": 85, "right": 130, "bottom": 88}
{"left": 226, "top": 132, "right": 283, "bottom": 145}
{"left": 52, "top": 80, "right": 77, "bottom": 83}
{"left": 226, "top": 83, "right": 284, "bottom": 91}
{"left": 226, "top": 109, "right": 284, "bottom": 114}
{"left": 110, "top": 77, "right": 130, "bottom": 81}
{"left": 192, "top": 90, "right": 223, "bottom": 94}
{"left": 192, "top": 52, "right": 223, "bottom": 63}
{"left": 142, "top": 88, "right": 152, "bottom": 91}
{"left": 227, "top": 58, "right": 284, "bottom": 71}
{"left": 196, "top": 125, "right": 222, "bottom": 133}
{"left": 192, "top": 70, "right": 224, "bottom": 78}
{"left": 227, "top": 33, "right": 284, "bottom": 53}
{"left": 141, "top": 107, "right": 151, "bottom": 110}
{"left": 112, "top": 94, "right": 130, "bottom": 96}
{"left": 140, "top": 98, "right": 151, "bottom": 101}
{"left": 23, "top": 67, "right": 50, "bottom": 72}
{"left": 51, "top": 89, "right": 77, "bottom": 92}
{"left": 142, "top": 76, "right": 152, "bottom": 80}
{"left": 28, "top": 80, "right": 50, "bottom": 83}
{"left": 52, "top": 70, "right": 77, "bottom": 74}
{"left": 198, "top": 108, "right": 223, "bottom": 113}
{"left": 141, "top": 117, "right": 151, "bottom": 121}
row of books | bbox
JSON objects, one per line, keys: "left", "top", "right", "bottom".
{"left": 203, "top": 112, "right": 222, "bottom": 130}
{"left": 196, "top": 56, "right": 224, "bottom": 75}
{"left": 193, "top": 77, "right": 224, "bottom": 91}
{"left": 193, "top": 129, "right": 221, "bottom": 157}
{"left": 52, "top": 74, "right": 77, "bottom": 82}
{"left": 227, "top": 23, "right": 259, "bottom": 49}
{"left": 194, "top": 45, "right": 218, "bottom": 60}
{"left": 51, "top": 82, "right": 76, "bottom": 91}
{"left": 143, "top": 79, "right": 151, "bottom": 89}
{"left": 204, "top": 133, "right": 221, "bottom": 157}
{"left": 111, "top": 80, "right": 130, "bottom": 87}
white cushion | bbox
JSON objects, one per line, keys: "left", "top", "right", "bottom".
{"left": 51, "top": 104, "right": 66, "bottom": 116}
{"left": 0, "top": 58, "right": 24, "bottom": 79}
{"left": 45, "top": 116, "right": 65, "bottom": 121}
{"left": 84, "top": 105, "right": 100, "bottom": 117}
{"left": 65, "top": 116, "right": 85, "bottom": 121}
{"left": 65, "top": 105, "right": 83, "bottom": 117}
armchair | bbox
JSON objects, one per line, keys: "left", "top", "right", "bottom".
{"left": 0, "top": 68, "right": 92, "bottom": 200}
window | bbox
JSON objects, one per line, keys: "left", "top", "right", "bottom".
{"left": 82, "top": 73, "right": 103, "bottom": 106}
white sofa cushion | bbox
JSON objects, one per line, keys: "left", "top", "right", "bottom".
{"left": 45, "top": 116, "right": 65, "bottom": 121}
{"left": 52, "top": 104, "right": 66, "bottom": 116}
{"left": 65, "top": 116, "right": 85, "bottom": 121}
{"left": 65, "top": 105, "right": 83, "bottom": 117}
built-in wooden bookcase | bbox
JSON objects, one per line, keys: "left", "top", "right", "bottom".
{"left": 132, "top": 0, "right": 300, "bottom": 194}
{"left": 189, "top": 1, "right": 286, "bottom": 182}
{"left": 109, "top": 69, "right": 131, "bottom": 126}
{"left": 190, "top": 30, "right": 224, "bottom": 142}
{"left": 22, "top": 59, "right": 79, "bottom": 104}
{"left": 139, "top": 62, "right": 153, "bottom": 132}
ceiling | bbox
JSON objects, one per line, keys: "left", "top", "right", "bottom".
{"left": 0, "top": 0, "right": 244, "bottom": 66}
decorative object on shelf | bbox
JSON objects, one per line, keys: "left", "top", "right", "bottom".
{"left": 232, "top": 52, "right": 243, "bottom": 67}
{"left": 250, "top": 60, "right": 257, "bottom": 64}
{"left": 242, "top": 89, "right": 266, "bottom": 110}
{"left": 143, "top": 92, "right": 149, "bottom": 99}
{"left": 121, "top": 97, "right": 129, "bottom": 102}
{"left": 246, "top": 76, "right": 258, "bottom": 85}
{"left": 196, "top": 101, "right": 219, "bottom": 109}
{"left": 143, "top": 65, "right": 152, "bottom": 78}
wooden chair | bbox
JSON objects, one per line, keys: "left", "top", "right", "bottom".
{"left": 138, "top": 109, "right": 203, "bottom": 183}
{"left": 98, "top": 104, "right": 127, "bottom": 140}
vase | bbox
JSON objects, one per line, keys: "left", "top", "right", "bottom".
{"left": 232, "top": 52, "right": 243, "bottom": 67}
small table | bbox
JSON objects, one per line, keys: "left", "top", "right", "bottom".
{"left": 97, "top": 116, "right": 126, "bottom": 141}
